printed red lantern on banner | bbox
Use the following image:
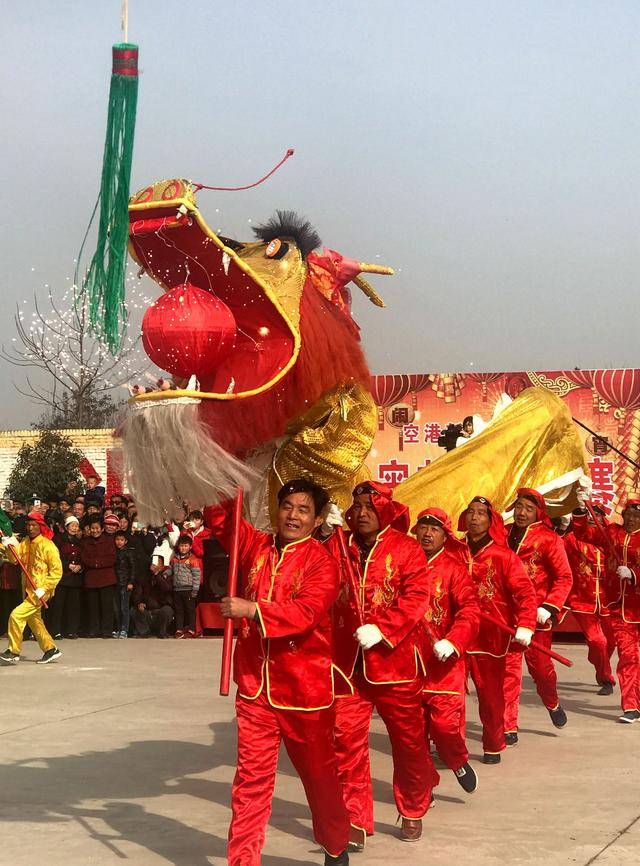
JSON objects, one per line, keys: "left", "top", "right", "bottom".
{"left": 563, "top": 369, "right": 599, "bottom": 416}
{"left": 468, "top": 372, "right": 503, "bottom": 401}
{"left": 141, "top": 283, "right": 236, "bottom": 380}
{"left": 593, "top": 369, "right": 640, "bottom": 433}
{"left": 370, "top": 375, "right": 412, "bottom": 429}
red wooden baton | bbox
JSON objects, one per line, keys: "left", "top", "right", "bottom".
{"left": 335, "top": 526, "right": 363, "bottom": 626}
{"left": 584, "top": 500, "right": 618, "bottom": 565}
{"left": 481, "top": 611, "right": 573, "bottom": 667}
{"left": 219, "top": 488, "right": 244, "bottom": 696}
{"left": 4, "top": 543, "right": 49, "bottom": 609}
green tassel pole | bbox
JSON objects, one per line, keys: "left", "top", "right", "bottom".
{"left": 83, "top": 43, "right": 139, "bottom": 353}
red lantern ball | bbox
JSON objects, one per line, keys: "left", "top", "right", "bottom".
{"left": 142, "top": 283, "right": 236, "bottom": 380}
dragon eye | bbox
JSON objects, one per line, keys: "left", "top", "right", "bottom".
{"left": 265, "top": 239, "right": 289, "bottom": 259}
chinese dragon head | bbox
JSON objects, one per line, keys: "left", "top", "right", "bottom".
{"left": 123, "top": 179, "right": 392, "bottom": 526}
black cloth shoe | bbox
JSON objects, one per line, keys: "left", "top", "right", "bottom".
{"left": 37, "top": 648, "right": 62, "bottom": 665}
{"left": 0, "top": 649, "right": 20, "bottom": 666}
{"left": 347, "top": 826, "right": 365, "bottom": 851}
{"left": 324, "top": 850, "right": 349, "bottom": 865}
{"left": 548, "top": 706, "right": 568, "bottom": 728}
{"left": 483, "top": 752, "right": 501, "bottom": 764}
{"left": 454, "top": 762, "right": 478, "bottom": 793}
{"left": 618, "top": 710, "right": 640, "bottom": 724}
{"left": 66, "top": 634, "right": 79, "bottom": 640}
{"left": 505, "top": 731, "right": 519, "bottom": 746}
{"left": 598, "top": 682, "right": 614, "bottom": 696}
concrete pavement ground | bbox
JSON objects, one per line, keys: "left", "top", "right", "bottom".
{"left": 0, "top": 638, "right": 639, "bottom": 866}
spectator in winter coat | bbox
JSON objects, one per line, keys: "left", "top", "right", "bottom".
{"left": 167, "top": 535, "right": 201, "bottom": 638}
{"left": 50, "top": 515, "right": 84, "bottom": 639}
{"left": 130, "top": 565, "right": 173, "bottom": 639}
{"left": 113, "top": 531, "right": 136, "bottom": 638}
{"left": 80, "top": 519, "right": 117, "bottom": 638}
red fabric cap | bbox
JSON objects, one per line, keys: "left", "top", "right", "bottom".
{"left": 624, "top": 497, "right": 640, "bottom": 510}
{"left": 516, "top": 488, "right": 553, "bottom": 529}
{"left": 411, "top": 507, "right": 463, "bottom": 550}
{"left": 103, "top": 514, "right": 120, "bottom": 528}
{"left": 26, "top": 511, "right": 54, "bottom": 540}
{"left": 458, "top": 496, "right": 507, "bottom": 546}
{"left": 345, "top": 481, "right": 410, "bottom": 534}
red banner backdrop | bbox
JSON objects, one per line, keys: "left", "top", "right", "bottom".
{"left": 368, "top": 369, "right": 640, "bottom": 519}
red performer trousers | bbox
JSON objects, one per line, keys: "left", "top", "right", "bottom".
{"left": 228, "top": 692, "right": 350, "bottom": 866}
{"left": 503, "top": 632, "right": 559, "bottom": 732}
{"left": 422, "top": 691, "right": 468, "bottom": 771}
{"left": 610, "top": 615, "right": 640, "bottom": 712}
{"left": 334, "top": 672, "right": 439, "bottom": 836}
{"left": 573, "top": 612, "right": 616, "bottom": 686}
{"left": 467, "top": 654, "right": 508, "bottom": 754}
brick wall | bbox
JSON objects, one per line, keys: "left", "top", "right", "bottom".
{"left": 0, "top": 429, "right": 123, "bottom": 497}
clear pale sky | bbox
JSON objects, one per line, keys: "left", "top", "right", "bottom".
{"left": 2, "top": 1, "right": 638, "bottom": 427}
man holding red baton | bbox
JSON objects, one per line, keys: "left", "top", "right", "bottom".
{"left": 412, "top": 508, "right": 481, "bottom": 794}
{"left": 458, "top": 497, "right": 538, "bottom": 759}
{"left": 573, "top": 492, "right": 640, "bottom": 723}
{"left": 559, "top": 509, "right": 616, "bottom": 695}
{"left": 329, "top": 482, "right": 438, "bottom": 848}
{"left": 0, "top": 511, "right": 63, "bottom": 666}
{"left": 504, "top": 489, "right": 573, "bottom": 737}
{"left": 205, "top": 478, "right": 351, "bottom": 866}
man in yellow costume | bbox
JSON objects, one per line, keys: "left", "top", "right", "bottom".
{"left": 0, "top": 511, "right": 63, "bottom": 666}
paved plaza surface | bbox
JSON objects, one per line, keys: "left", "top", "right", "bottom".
{"left": 1, "top": 638, "right": 639, "bottom": 866}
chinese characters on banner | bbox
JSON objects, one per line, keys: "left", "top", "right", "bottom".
{"left": 370, "top": 370, "right": 640, "bottom": 518}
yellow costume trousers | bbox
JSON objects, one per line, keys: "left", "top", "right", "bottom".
{"left": 8, "top": 597, "right": 55, "bottom": 655}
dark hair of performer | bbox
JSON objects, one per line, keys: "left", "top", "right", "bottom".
{"left": 414, "top": 517, "right": 446, "bottom": 555}
{"left": 276, "top": 478, "right": 328, "bottom": 544}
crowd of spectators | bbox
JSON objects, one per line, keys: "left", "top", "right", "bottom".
{"left": 0, "top": 475, "right": 228, "bottom": 641}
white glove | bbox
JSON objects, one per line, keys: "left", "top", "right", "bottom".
{"left": 576, "top": 475, "right": 592, "bottom": 508}
{"left": 433, "top": 638, "right": 457, "bottom": 661}
{"left": 355, "top": 624, "right": 383, "bottom": 649}
{"left": 514, "top": 626, "right": 534, "bottom": 647}
{"left": 321, "top": 503, "right": 343, "bottom": 534}
{"left": 35, "top": 587, "right": 46, "bottom": 599}
{"left": 536, "top": 606, "right": 552, "bottom": 625}
{"left": 1, "top": 535, "right": 18, "bottom": 548}
{"left": 617, "top": 566, "right": 634, "bottom": 582}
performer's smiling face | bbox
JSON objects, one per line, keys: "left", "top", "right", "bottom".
{"left": 623, "top": 506, "right": 640, "bottom": 533}
{"left": 25, "top": 519, "right": 42, "bottom": 540}
{"left": 465, "top": 501, "right": 491, "bottom": 540}
{"left": 513, "top": 497, "right": 538, "bottom": 528}
{"left": 352, "top": 494, "right": 381, "bottom": 540}
{"left": 277, "top": 492, "right": 321, "bottom": 544}
{"left": 415, "top": 521, "right": 446, "bottom": 555}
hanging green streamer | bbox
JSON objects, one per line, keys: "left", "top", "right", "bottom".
{"left": 82, "top": 43, "right": 139, "bottom": 353}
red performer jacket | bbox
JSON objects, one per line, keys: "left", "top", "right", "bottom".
{"left": 205, "top": 504, "right": 348, "bottom": 710}
{"left": 573, "top": 516, "right": 640, "bottom": 624}
{"left": 330, "top": 526, "right": 430, "bottom": 684}
{"left": 461, "top": 539, "right": 538, "bottom": 656}
{"left": 563, "top": 530, "right": 609, "bottom": 615}
{"left": 507, "top": 522, "right": 573, "bottom": 630}
{"left": 420, "top": 547, "right": 480, "bottom": 694}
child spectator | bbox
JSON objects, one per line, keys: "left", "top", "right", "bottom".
{"left": 114, "top": 530, "right": 135, "bottom": 638}
{"left": 167, "top": 535, "right": 201, "bottom": 638}
{"left": 183, "top": 510, "right": 211, "bottom": 564}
